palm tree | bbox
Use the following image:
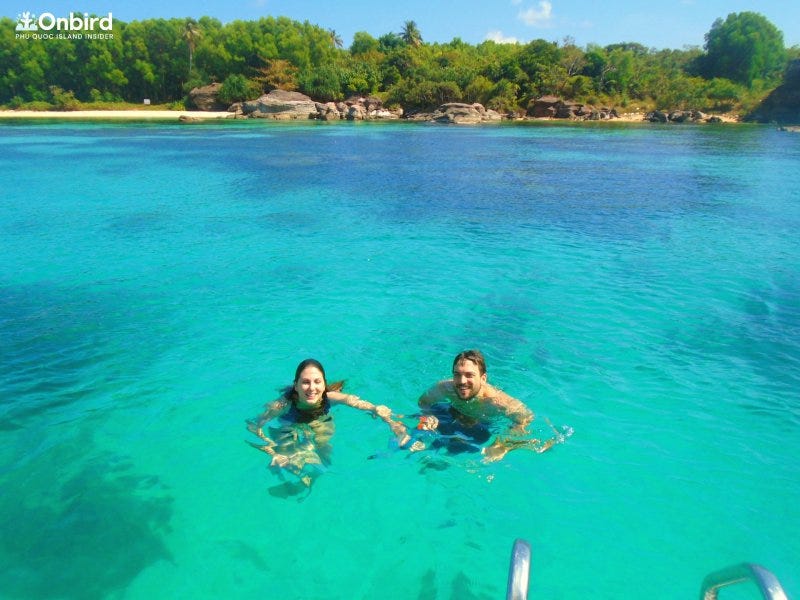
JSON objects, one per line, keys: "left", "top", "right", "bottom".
{"left": 183, "top": 18, "right": 202, "bottom": 77}
{"left": 400, "top": 20, "right": 422, "bottom": 47}
{"left": 328, "top": 29, "right": 343, "bottom": 49}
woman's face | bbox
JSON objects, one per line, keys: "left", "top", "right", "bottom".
{"left": 294, "top": 366, "right": 326, "bottom": 406}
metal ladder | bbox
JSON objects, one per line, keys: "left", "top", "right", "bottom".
{"left": 504, "top": 539, "right": 789, "bottom": 600}
{"left": 700, "top": 563, "right": 789, "bottom": 600}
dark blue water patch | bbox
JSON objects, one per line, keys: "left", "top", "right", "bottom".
{"left": 0, "top": 446, "right": 173, "bottom": 599}
{"left": 196, "top": 124, "right": 759, "bottom": 242}
{"left": 737, "top": 279, "right": 800, "bottom": 393}
{"left": 0, "top": 281, "right": 167, "bottom": 428}
{"left": 105, "top": 211, "right": 172, "bottom": 238}
{"left": 663, "top": 276, "right": 800, "bottom": 426}
{"left": 4, "top": 122, "right": 775, "bottom": 245}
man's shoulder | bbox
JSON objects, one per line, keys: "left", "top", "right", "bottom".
{"left": 419, "top": 379, "right": 455, "bottom": 403}
{"left": 480, "top": 383, "right": 517, "bottom": 404}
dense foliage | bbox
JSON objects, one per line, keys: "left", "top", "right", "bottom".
{"left": 695, "top": 12, "right": 786, "bottom": 87}
{"left": 1, "top": 12, "right": 795, "bottom": 113}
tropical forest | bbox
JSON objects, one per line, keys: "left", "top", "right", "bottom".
{"left": 1, "top": 11, "right": 798, "bottom": 116}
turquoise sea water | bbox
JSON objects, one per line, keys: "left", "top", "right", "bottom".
{"left": 1, "top": 120, "right": 798, "bottom": 599}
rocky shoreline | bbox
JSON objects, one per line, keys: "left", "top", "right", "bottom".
{"left": 188, "top": 86, "right": 739, "bottom": 125}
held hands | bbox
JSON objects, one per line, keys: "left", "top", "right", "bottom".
{"left": 416, "top": 415, "right": 439, "bottom": 431}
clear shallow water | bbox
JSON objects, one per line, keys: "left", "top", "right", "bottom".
{"left": 1, "top": 120, "right": 798, "bottom": 599}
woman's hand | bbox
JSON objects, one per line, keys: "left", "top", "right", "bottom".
{"left": 270, "top": 453, "right": 290, "bottom": 468}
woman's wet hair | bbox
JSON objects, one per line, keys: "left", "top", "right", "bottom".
{"left": 452, "top": 349, "right": 486, "bottom": 375}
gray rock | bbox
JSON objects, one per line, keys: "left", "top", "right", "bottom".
{"left": 647, "top": 110, "right": 669, "bottom": 123}
{"left": 528, "top": 95, "right": 560, "bottom": 118}
{"left": 431, "top": 103, "right": 497, "bottom": 124}
{"left": 315, "top": 102, "right": 340, "bottom": 120}
{"left": 242, "top": 90, "right": 317, "bottom": 120}
{"left": 188, "top": 83, "right": 226, "bottom": 111}
{"left": 346, "top": 104, "right": 367, "bottom": 120}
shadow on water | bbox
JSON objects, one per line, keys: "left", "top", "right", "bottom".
{"left": 0, "top": 281, "right": 165, "bottom": 428}
{"left": 416, "top": 569, "right": 494, "bottom": 600}
{"left": 664, "top": 276, "right": 800, "bottom": 426}
{"left": 0, "top": 442, "right": 173, "bottom": 599}
{"left": 214, "top": 539, "right": 270, "bottom": 572}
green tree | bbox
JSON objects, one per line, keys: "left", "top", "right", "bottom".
{"left": 350, "top": 31, "right": 380, "bottom": 55}
{"left": 254, "top": 58, "right": 299, "bottom": 91}
{"left": 378, "top": 32, "right": 404, "bottom": 52}
{"left": 183, "top": 18, "right": 202, "bottom": 77}
{"left": 328, "top": 29, "right": 343, "bottom": 49}
{"left": 582, "top": 45, "right": 616, "bottom": 93}
{"left": 703, "top": 77, "right": 743, "bottom": 111}
{"left": 400, "top": 21, "right": 422, "bottom": 47}
{"left": 518, "top": 39, "right": 561, "bottom": 94}
{"left": 300, "top": 64, "right": 342, "bottom": 99}
{"left": 699, "top": 12, "right": 786, "bottom": 86}
{"left": 219, "top": 73, "right": 259, "bottom": 103}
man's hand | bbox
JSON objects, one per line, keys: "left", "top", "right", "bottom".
{"left": 416, "top": 415, "right": 439, "bottom": 431}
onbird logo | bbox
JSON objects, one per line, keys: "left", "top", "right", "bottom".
{"left": 16, "top": 11, "right": 39, "bottom": 30}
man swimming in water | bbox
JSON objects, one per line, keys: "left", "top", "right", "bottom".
{"left": 417, "top": 349, "right": 550, "bottom": 462}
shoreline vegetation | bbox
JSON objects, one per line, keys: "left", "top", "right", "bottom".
{"left": 2, "top": 12, "right": 798, "bottom": 125}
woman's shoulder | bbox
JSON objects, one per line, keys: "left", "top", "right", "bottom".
{"left": 267, "top": 396, "right": 290, "bottom": 410}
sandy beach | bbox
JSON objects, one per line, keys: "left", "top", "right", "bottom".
{"left": 0, "top": 110, "right": 233, "bottom": 120}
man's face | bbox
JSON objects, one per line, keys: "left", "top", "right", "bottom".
{"left": 452, "top": 359, "right": 486, "bottom": 400}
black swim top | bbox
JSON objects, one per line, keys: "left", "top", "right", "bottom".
{"left": 284, "top": 396, "right": 330, "bottom": 424}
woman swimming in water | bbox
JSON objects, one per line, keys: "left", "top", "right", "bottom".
{"left": 247, "top": 358, "right": 410, "bottom": 487}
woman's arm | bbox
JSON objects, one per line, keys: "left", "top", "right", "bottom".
{"left": 246, "top": 398, "right": 290, "bottom": 465}
{"left": 329, "top": 392, "right": 411, "bottom": 444}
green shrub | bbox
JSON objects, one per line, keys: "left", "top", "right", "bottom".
{"left": 49, "top": 86, "right": 81, "bottom": 111}
{"left": 219, "top": 74, "right": 260, "bottom": 104}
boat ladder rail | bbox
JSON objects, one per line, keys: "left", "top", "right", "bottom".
{"left": 700, "top": 562, "right": 788, "bottom": 600}
{"left": 504, "top": 539, "right": 789, "bottom": 600}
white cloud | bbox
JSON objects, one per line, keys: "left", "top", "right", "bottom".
{"left": 518, "top": 0, "right": 553, "bottom": 27}
{"left": 485, "top": 30, "right": 520, "bottom": 44}
{"left": 510, "top": 0, "right": 523, "bottom": 5}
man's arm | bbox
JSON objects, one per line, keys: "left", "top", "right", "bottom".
{"left": 488, "top": 390, "right": 534, "bottom": 434}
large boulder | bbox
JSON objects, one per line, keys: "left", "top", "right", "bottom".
{"left": 343, "top": 96, "right": 402, "bottom": 120}
{"left": 315, "top": 102, "right": 341, "bottom": 121}
{"left": 431, "top": 103, "right": 501, "bottom": 124}
{"left": 188, "top": 83, "right": 227, "bottom": 111}
{"left": 527, "top": 96, "right": 618, "bottom": 120}
{"left": 242, "top": 89, "right": 317, "bottom": 119}
{"left": 528, "top": 95, "right": 560, "bottom": 118}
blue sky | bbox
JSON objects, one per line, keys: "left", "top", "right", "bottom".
{"left": 8, "top": 0, "right": 800, "bottom": 50}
